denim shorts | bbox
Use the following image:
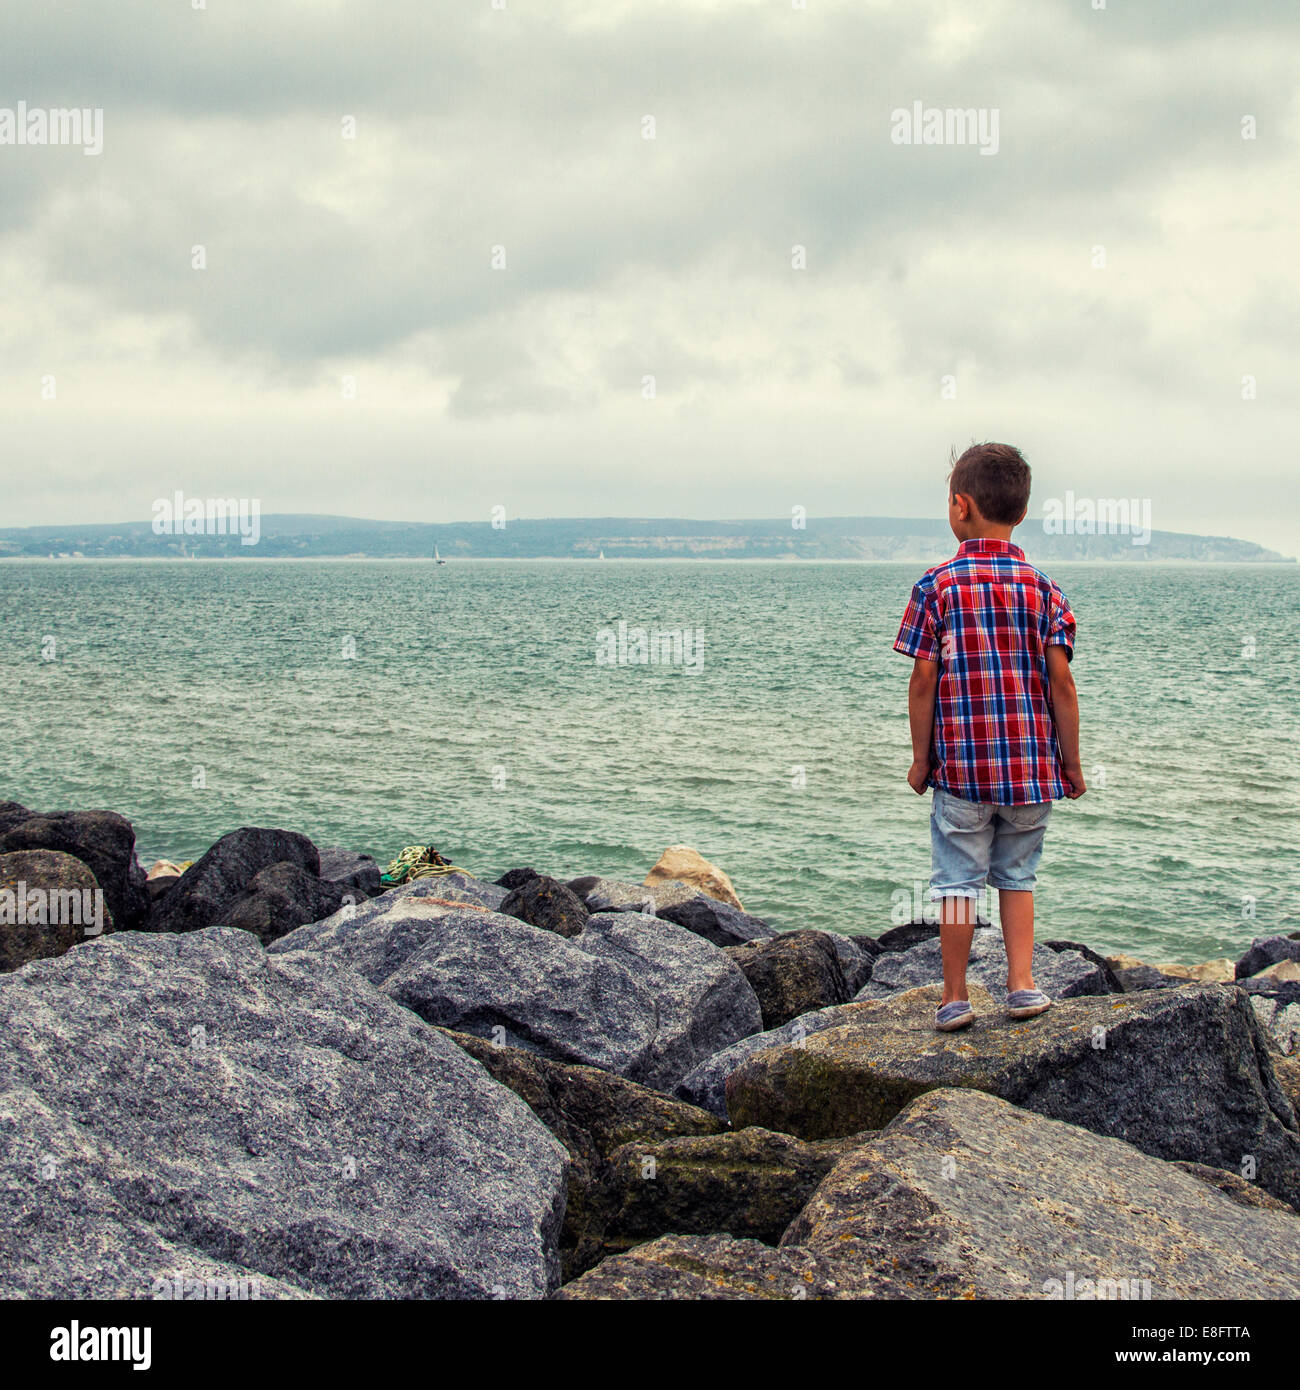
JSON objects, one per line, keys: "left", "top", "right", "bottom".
{"left": 929, "top": 787, "right": 1051, "bottom": 899}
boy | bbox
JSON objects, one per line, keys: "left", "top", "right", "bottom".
{"left": 893, "top": 442, "right": 1084, "bottom": 1032}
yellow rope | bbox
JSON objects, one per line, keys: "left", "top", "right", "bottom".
{"left": 380, "top": 844, "right": 464, "bottom": 886}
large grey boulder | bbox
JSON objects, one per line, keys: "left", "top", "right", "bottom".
{"left": 500, "top": 874, "right": 589, "bottom": 939}
{"left": 316, "top": 847, "right": 381, "bottom": 897}
{"left": 438, "top": 1029, "right": 724, "bottom": 1280}
{"left": 1, "top": 849, "right": 114, "bottom": 971}
{"left": 275, "top": 899, "right": 663, "bottom": 1079}
{"left": 220, "top": 861, "right": 349, "bottom": 946}
{"left": 828, "top": 934, "right": 872, "bottom": 993}
{"left": 0, "top": 928, "right": 567, "bottom": 1299}
{"left": 372, "top": 869, "right": 507, "bottom": 912}
{"left": 783, "top": 1089, "right": 1300, "bottom": 1298}
{"left": 1250, "top": 995, "right": 1300, "bottom": 1057}
{"left": 1236, "top": 935, "right": 1300, "bottom": 981}
{"left": 276, "top": 898, "right": 763, "bottom": 1092}
{"left": 727, "top": 982, "right": 1300, "bottom": 1211}
{"left": 381, "top": 911, "right": 662, "bottom": 1077}
{"left": 561, "top": 1088, "right": 1300, "bottom": 1299}
{"left": 556, "top": 1233, "right": 839, "bottom": 1300}
{"left": 855, "top": 926, "right": 1108, "bottom": 1003}
{"left": 0, "top": 807, "right": 148, "bottom": 932}
{"left": 655, "top": 893, "right": 778, "bottom": 947}
{"left": 724, "top": 930, "right": 852, "bottom": 1029}
{"left": 674, "top": 1002, "right": 874, "bottom": 1118}
{"left": 269, "top": 874, "right": 506, "bottom": 980}
{"left": 566, "top": 875, "right": 697, "bottom": 916}
{"left": 149, "top": 827, "right": 319, "bottom": 934}
{"left": 576, "top": 912, "right": 763, "bottom": 1091}
{"left": 270, "top": 891, "right": 479, "bottom": 982}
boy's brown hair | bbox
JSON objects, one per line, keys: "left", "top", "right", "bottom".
{"left": 948, "top": 442, "right": 1031, "bottom": 524}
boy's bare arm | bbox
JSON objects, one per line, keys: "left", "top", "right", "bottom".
{"left": 907, "top": 656, "right": 939, "bottom": 793}
{"left": 1047, "top": 645, "right": 1085, "bottom": 798}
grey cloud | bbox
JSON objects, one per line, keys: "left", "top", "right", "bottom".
{"left": 0, "top": 0, "right": 1295, "bottom": 550}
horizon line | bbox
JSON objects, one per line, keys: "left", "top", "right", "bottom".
{"left": 0, "top": 509, "right": 1282, "bottom": 545}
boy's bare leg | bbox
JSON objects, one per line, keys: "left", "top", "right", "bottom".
{"left": 939, "top": 895, "right": 977, "bottom": 1005}
{"left": 999, "top": 889, "right": 1037, "bottom": 993}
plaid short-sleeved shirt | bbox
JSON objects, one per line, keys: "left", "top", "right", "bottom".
{"left": 893, "top": 538, "right": 1076, "bottom": 804}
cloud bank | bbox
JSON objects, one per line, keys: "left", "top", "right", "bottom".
{"left": 0, "top": 0, "right": 1296, "bottom": 551}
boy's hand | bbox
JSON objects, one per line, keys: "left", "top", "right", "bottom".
{"left": 1047, "top": 648, "right": 1084, "bottom": 799}
{"left": 906, "top": 659, "right": 939, "bottom": 797}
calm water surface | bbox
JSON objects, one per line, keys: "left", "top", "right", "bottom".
{"left": 2, "top": 558, "right": 1296, "bottom": 963}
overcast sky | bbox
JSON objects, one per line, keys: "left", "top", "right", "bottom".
{"left": 1, "top": 0, "right": 1296, "bottom": 552}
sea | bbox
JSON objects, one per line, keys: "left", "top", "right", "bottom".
{"left": 2, "top": 558, "right": 1296, "bottom": 965}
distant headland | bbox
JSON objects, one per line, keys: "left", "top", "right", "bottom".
{"left": 0, "top": 514, "right": 1291, "bottom": 563}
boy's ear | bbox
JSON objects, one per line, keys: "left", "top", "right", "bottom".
{"left": 1015, "top": 503, "right": 1028, "bottom": 526}
{"left": 951, "top": 491, "right": 972, "bottom": 521}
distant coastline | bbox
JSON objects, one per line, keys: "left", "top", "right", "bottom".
{"left": 0, "top": 514, "right": 1292, "bottom": 563}
{"left": 3, "top": 554, "right": 1296, "bottom": 568}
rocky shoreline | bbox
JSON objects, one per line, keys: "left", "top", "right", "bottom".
{"left": 2, "top": 801, "right": 1299, "bottom": 1300}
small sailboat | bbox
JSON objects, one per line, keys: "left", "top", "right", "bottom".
{"left": 598, "top": 549, "right": 606, "bottom": 560}
{"left": 434, "top": 545, "right": 446, "bottom": 565}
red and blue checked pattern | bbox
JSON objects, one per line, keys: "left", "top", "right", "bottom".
{"left": 894, "top": 538, "right": 1076, "bottom": 805}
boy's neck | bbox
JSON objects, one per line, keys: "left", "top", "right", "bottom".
{"left": 956, "top": 525, "right": 1018, "bottom": 545}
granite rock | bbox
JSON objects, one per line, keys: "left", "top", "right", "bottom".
{"left": 437, "top": 1029, "right": 723, "bottom": 1279}
{"left": 0, "top": 928, "right": 568, "bottom": 1299}
{"left": 149, "top": 827, "right": 320, "bottom": 935}
{"left": 316, "top": 847, "right": 381, "bottom": 897}
{"left": 601, "top": 1126, "right": 845, "bottom": 1253}
{"left": 674, "top": 1002, "right": 874, "bottom": 1118}
{"left": 781, "top": 1088, "right": 1300, "bottom": 1298}
{"left": 564, "top": 1087, "right": 1300, "bottom": 1299}
{"left": 278, "top": 900, "right": 663, "bottom": 1079}
{"left": 500, "top": 874, "right": 589, "bottom": 939}
{"left": 644, "top": 846, "right": 744, "bottom": 911}
{"left": 724, "top": 930, "right": 852, "bottom": 1029}
{"left": 0, "top": 849, "right": 114, "bottom": 971}
{"left": 220, "top": 861, "right": 350, "bottom": 946}
{"left": 1236, "top": 935, "right": 1300, "bottom": 981}
{"left": 855, "top": 927, "right": 1109, "bottom": 1004}
{"left": 727, "top": 982, "right": 1300, "bottom": 1210}
{"left": 0, "top": 808, "right": 148, "bottom": 932}
{"left": 576, "top": 912, "right": 763, "bottom": 1091}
